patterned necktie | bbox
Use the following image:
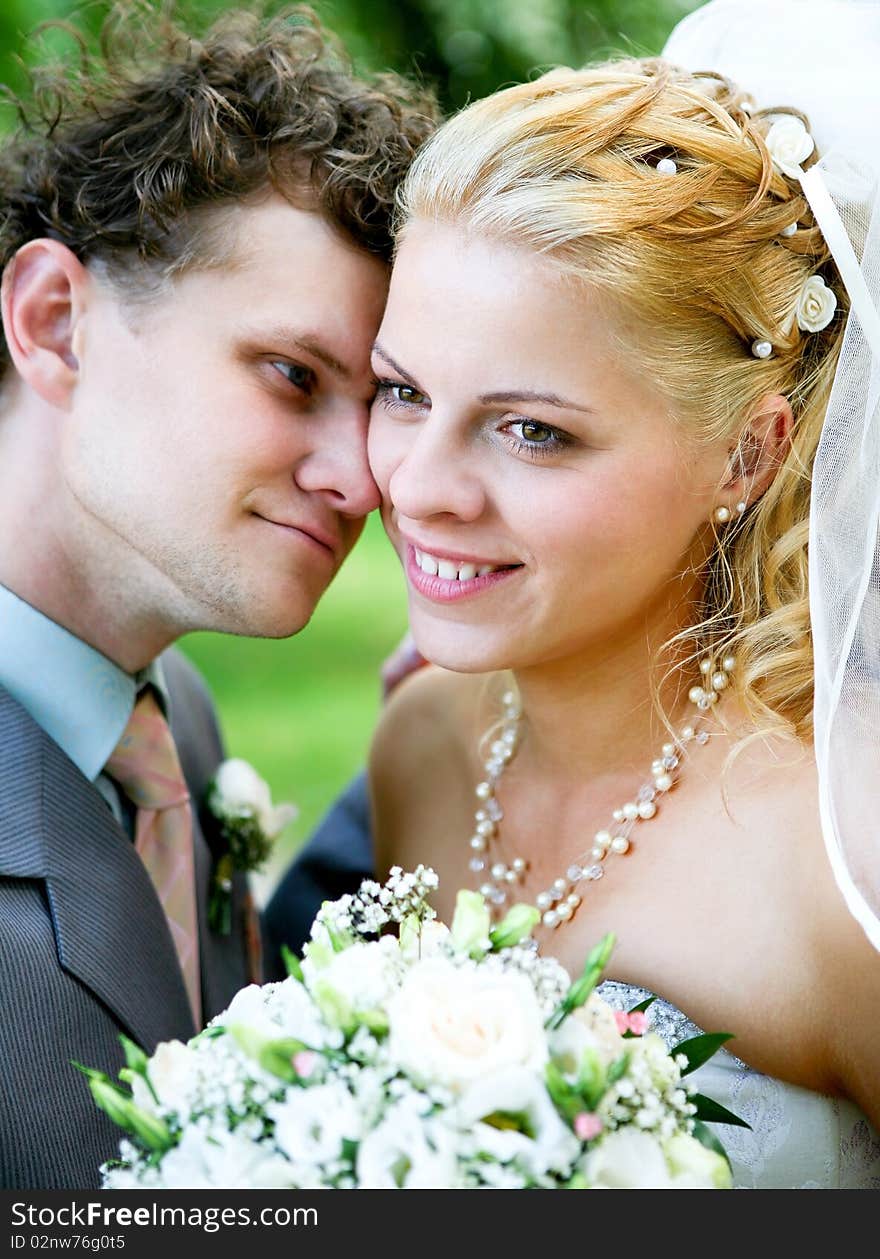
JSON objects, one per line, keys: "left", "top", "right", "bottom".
{"left": 105, "top": 689, "right": 202, "bottom": 1028}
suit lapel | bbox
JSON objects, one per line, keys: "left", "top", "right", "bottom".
{"left": 0, "top": 686, "right": 195, "bottom": 1051}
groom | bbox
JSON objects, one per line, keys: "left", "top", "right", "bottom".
{"left": 0, "top": 5, "right": 433, "bottom": 1189}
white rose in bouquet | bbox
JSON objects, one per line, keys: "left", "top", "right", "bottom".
{"left": 386, "top": 956, "right": 548, "bottom": 1090}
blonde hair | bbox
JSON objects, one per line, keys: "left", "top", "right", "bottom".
{"left": 395, "top": 60, "right": 845, "bottom": 743}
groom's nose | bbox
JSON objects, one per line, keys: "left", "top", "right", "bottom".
{"left": 294, "top": 403, "right": 381, "bottom": 518}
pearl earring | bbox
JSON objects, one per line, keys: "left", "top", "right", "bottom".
{"left": 736, "top": 501, "right": 747, "bottom": 515}
{"left": 714, "top": 506, "right": 731, "bottom": 524}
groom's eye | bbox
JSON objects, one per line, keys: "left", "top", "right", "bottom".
{"left": 272, "top": 361, "right": 316, "bottom": 395}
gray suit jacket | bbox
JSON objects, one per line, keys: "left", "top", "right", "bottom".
{"left": 0, "top": 648, "right": 258, "bottom": 1189}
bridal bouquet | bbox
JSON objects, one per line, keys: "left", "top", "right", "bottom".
{"left": 82, "top": 868, "right": 738, "bottom": 1189}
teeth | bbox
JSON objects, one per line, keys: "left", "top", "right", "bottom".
{"left": 414, "top": 546, "right": 504, "bottom": 581}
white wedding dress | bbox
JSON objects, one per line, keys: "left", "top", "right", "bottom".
{"left": 598, "top": 981, "right": 880, "bottom": 1189}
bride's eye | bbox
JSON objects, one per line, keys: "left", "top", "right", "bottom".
{"left": 374, "top": 380, "right": 429, "bottom": 411}
{"left": 504, "top": 418, "right": 569, "bottom": 458}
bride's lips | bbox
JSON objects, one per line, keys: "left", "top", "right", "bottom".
{"left": 403, "top": 541, "right": 523, "bottom": 603}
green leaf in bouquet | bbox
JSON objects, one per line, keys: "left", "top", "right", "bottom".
{"left": 451, "top": 889, "right": 491, "bottom": 958}
{"left": 691, "top": 1119, "right": 733, "bottom": 1168}
{"left": 489, "top": 903, "right": 541, "bottom": 951}
{"left": 575, "top": 1048, "right": 607, "bottom": 1111}
{"left": 358, "top": 1008, "right": 390, "bottom": 1036}
{"left": 545, "top": 1061, "right": 582, "bottom": 1121}
{"left": 690, "top": 1093, "right": 751, "bottom": 1129}
{"left": 310, "top": 981, "right": 356, "bottom": 1035}
{"left": 672, "top": 1032, "right": 735, "bottom": 1076}
{"left": 72, "top": 1063, "right": 173, "bottom": 1152}
{"left": 606, "top": 1052, "right": 630, "bottom": 1086}
{"left": 227, "top": 1026, "right": 312, "bottom": 1083}
{"left": 628, "top": 996, "right": 658, "bottom": 1015}
{"left": 280, "top": 945, "right": 304, "bottom": 982}
{"left": 119, "top": 1035, "right": 150, "bottom": 1076}
{"left": 545, "top": 933, "right": 616, "bottom": 1031}
{"left": 564, "top": 1171, "right": 589, "bottom": 1190}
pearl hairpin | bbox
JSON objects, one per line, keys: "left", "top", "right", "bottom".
{"left": 656, "top": 157, "right": 677, "bottom": 175}
{"left": 751, "top": 339, "right": 774, "bottom": 359}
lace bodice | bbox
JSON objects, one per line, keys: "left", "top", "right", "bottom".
{"left": 597, "top": 981, "right": 880, "bottom": 1189}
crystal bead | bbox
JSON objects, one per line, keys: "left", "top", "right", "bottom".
{"left": 486, "top": 798, "right": 504, "bottom": 822}
{"left": 502, "top": 728, "right": 517, "bottom": 745}
{"left": 662, "top": 755, "right": 679, "bottom": 770}
{"left": 486, "top": 759, "right": 503, "bottom": 777}
{"left": 542, "top": 909, "right": 560, "bottom": 928}
{"left": 491, "top": 888, "right": 507, "bottom": 906}
{"left": 637, "top": 784, "right": 657, "bottom": 803}
{"left": 475, "top": 782, "right": 491, "bottom": 800}
{"left": 536, "top": 891, "right": 553, "bottom": 911}
{"left": 479, "top": 883, "right": 494, "bottom": 898}
{"left": 566, "top": 864, "right": 583, "bottom": 882}
{"left": 696, "top": 730, "right": 710, "bottom": 745}
{"left": 585, "top": 865, "right": 604, "bottom": 880}
{"left": 470, "top": 835, "right": 487, "bottom": 852}
{"left": 469, "top": 857, "right": 486, "bottom": 873}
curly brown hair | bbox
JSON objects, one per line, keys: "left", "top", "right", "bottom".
{"left": 0, "top": 2, "right": 438, "bottom": 373}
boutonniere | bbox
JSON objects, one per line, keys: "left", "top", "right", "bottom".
{"left": 205, "top": 759, "right": 298, "bottom": 934}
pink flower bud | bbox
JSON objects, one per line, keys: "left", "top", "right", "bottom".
{"left": 613, "top": 1011, "right": 629, "bottom": 1034}
{"left": 292, "top": 1051, "right": 317, "bottom": 1078}
{"left": 627, "top": 1012, "right": 649, "bottom": 1036}
{"left": 574, "top": 1112, "right": 603, "bottom": 1142}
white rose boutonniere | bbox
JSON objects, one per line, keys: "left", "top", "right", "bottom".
{"left": 764, "top": 116, "right": 814, "bottom": 179}
{"left": 206, "top": 758, "right": 298, "bottom": 933}
{"left": 796, "top": 274, "right": 838, "bottom": 332}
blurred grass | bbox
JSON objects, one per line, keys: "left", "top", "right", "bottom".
{"left": 178, "top": 512, "right": 408, "bottom": 897}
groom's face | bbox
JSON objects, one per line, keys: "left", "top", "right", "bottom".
{"left": 64, "top": 196, "right": 386, "bottom": 637}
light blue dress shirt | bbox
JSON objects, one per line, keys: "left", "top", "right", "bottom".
{"left": 0, "top": 582, "right": 167, "bottom": 824}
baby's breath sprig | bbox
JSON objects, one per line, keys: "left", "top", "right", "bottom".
{"left": 314, "top": 865, "right": 440, "bottom": 943}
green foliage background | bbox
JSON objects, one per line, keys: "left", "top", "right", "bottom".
{"left": 0, "top": 0, "right": 701, "bottom": 896}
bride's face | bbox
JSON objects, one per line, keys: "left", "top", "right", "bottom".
{"left": 368, "top": 222, "right": 729, "bottom": 673}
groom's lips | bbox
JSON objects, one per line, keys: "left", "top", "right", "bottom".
{"left": 254, "top": 513, "right": 339, "bottom": 559}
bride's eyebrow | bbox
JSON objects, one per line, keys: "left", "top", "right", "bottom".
{"left": 372, "top": 343, "right": 424, "bottom": 389}
{"left": 478, "top": 388, "right": 595, "bottom": 415}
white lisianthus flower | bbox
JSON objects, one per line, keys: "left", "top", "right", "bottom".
{"left": 457, "top": 1067, "right": 581, "bottom": 1177}
{"left": 764, "top": 116, "right": 814, "bottom": 179}
{"left": 584, "top": 1129, "right": 677, "bottom": 1188}
{"left": 266, "top": 976, "right": 332, "bottom": 1047}
{"left": 302, "top": 937, "right": 403, "bottom": 1029}
{"left": 356, "top": 1096, "right": 460, "bottom": 1189}
{"left": 130, "top": 1040, "right": 197, "bottom": 1118}
{"left": 211, "top": 759, "right": 297, "bottom": 838}
{"left": 662, "top": 1133, "right": 733, "bottom": 1189}
{"left": 268, "top": 1082, "right": 362, "bottom": 1168}
{"left": 386, "top": 957, "right": 548, "bottom": 1091}
{"left": 158, "top": 1127, "right": 296, "bottom": 1189}
{"left": 218, "top": 983, "right": 282, "bottom": 1040}
{"left": 796, "top": 275, "right": 837, "bottom": 332}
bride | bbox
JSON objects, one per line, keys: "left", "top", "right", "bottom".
{"left": 361, "top": 3, "right": 880, "bottom": 1188}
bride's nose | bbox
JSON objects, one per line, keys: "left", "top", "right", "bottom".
{"left": 387, "top": 415, "right": 487, "bottom": 523}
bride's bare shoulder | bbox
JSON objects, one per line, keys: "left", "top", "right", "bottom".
{"left": 369, "top": 666, "right": 491, "bottom": 794}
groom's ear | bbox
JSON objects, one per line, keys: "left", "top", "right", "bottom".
{"left": 1, "top": 239, "right": 90, "bottom": 409}
{"left": 723, "top": 393, "right": 795, "bottom": 508}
